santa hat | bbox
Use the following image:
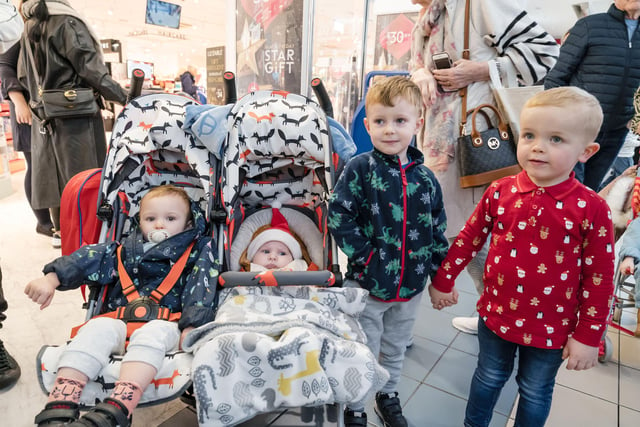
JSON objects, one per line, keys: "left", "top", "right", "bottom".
{"left": 246, "top": 208, "right": 302, "bottom": 261}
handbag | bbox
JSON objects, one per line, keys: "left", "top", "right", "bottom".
{"left": 457, "top": 0, "right": 519, "bottom": 188}
{"left": 457, "top": 104, "right": 521, "bottom": 188}
{"left": 23, "top": 33, "right": 98, "bottom": 121}
{"left": 40, "top": 88, "right": 98, "bottom": 119}
{"left": 489, "top": 61, "right": 542, "bottom": 141}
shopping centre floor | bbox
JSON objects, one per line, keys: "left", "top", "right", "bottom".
{"left": 1, "top": 170, "right": 639, "bottom": 427}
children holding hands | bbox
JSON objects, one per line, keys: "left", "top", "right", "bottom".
{"left": 430, "top": 87, "right": 615, "bottom": 427}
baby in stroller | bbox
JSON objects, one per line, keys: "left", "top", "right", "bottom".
{"left": 183, "top": 206, "right": 387, "bottom": 427}
{"left": 180, "top": 88, "right": 388, "bottom": 426}
{"left": 240, "top": 207, "right": 313, "bottom": 273}
{"left": 25, "top": 185, "right": 219, "bottom": 427}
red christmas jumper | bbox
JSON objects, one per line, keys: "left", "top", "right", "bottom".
{"left": 432, "top": 172, "right": 615, "bottom": 349}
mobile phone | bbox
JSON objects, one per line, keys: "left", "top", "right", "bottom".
{"left": 432, "top": 52, "right": 455, "bottom": 92}
{"left": 432, "top": 52, "right": 453, "bottom": 70}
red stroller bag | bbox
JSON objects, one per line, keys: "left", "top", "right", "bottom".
{"left": 59, "top": 168, "right": 103, "bottom": 255}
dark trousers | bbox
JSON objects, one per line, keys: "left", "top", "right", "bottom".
{"left": 574, "top": 126, "right": 629, "bottom": 190}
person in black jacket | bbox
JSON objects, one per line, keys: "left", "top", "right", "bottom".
{"left": 0, "top": 42, "right": 54, "bottom": 239}
{"left": 545, "top": 0, "right": 640, "bottom": 191}
{"left": 179, "top": 65, "right": 198, "bottom": 99}
{"left": 17, "top": 0, "right": 128, "bottom": 247}
{"left": 0, "top": 0, "right": 23, "bottom": 393}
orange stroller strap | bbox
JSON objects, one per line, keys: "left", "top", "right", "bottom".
{"left": 70, "top": 242, "right": 194, "bottom": 339}
{"left": 118, "top": 242, "right": 195, "bottom": 302}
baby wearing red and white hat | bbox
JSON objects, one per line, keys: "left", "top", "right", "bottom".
{"left": 241, "top": 208, "right": 311, "bottom": 272}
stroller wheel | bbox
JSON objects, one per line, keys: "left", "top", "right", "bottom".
{"left": 326, "top": 403, "right": 338, "bottom": 423}
{"left": 598, "top": 335, "right": 613, "bottom": 363}
{"left": 300, "top": 406, "right": 314, "bottom": 423}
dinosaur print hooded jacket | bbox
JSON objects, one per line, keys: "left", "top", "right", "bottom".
{"left": 42, "top": 202, "right": 219, "bottom": 330}
{"left": 328, "top": 146, "right": 448, "bottom": 301}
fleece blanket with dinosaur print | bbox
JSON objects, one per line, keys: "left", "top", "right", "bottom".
{"left": 182, "top": 285, "right": 389, "bottom": 426}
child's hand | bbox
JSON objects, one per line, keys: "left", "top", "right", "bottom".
{"left": 428, "top": 284, "right": 459, "bottom": 310}
{"left": 179, "top": 326, "right": 195, "bottom": 351}
{"left": 619, "top": 257, "right": 635, "bottom": 276}
{"left": 24, "top": 272, "right": 60, "bottom": 310}
{"left": 562, "top": 337, "right": 598, "bottom": 371}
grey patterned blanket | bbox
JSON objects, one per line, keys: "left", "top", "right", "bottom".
{"left": 183, "top": 286, "right": 389, "bottom": 427}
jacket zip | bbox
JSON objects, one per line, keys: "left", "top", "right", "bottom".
{"left": 397, "top": 160, "right": 409, "bottom": 299}
{"left": 614, "top": 17, "right": 637, "bottom": 129}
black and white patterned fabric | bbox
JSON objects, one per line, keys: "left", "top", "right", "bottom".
{"left": 222, "top": 90, "right": 333, "bottom": 211}
{"left": 101, "top": 93, "right": 215, "bottom": 233}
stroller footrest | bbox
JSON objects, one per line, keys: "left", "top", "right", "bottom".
{"left": 37, "top": 345, "right": 193, "bottom": 408}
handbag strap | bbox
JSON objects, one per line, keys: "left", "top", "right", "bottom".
{"left": 470, "top": 103, "right": 510, "bottom": 141}
{"left": 459, "top": 0, "right": 471, "bottom": 134}
{"left": 23, "top": 36, "right": 44, "bottom": 102}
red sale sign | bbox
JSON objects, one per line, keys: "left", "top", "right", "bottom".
{"left": 378, "top": 13, "right": 415, "bottom": 60}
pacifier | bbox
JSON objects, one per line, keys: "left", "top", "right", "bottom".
{"left": 147, "top": 229, "right": 170, "bottom": 243}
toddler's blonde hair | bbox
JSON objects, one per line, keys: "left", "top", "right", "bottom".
{"left": 365, "top": 76, "right": 423, "bottom": 117}
{"left": 141, "top": 185, "right": 193, "bottom": 222}
{"left": 524, "top": 87, "right": 603, "bottom": 142}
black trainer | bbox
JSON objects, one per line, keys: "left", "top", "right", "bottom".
{"left": 344, "top": 409, "right": 368, "bottom": 427}
{"left": 34, "top": 400, "right": 79, "bottom": 426}
{"left": 68, "top": 397, "right": 131, "bottom": 427}
{"left": 0, "top": 339, "right": 21, "bottom": 390}
{"left": 36, "top": 224, "right": 55, "bottom": 237}
{"left": 374, "top": 391, "right": 408, "bottom": 427}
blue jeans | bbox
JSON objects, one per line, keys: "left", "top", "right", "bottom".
{"left": 464, "top": 319, "right": 564, "bottom": 427}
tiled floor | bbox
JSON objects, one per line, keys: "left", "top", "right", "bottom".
{"left": 1, "top": 170, "right": 639, "bottom": 426}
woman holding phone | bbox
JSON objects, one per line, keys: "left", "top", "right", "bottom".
{"left": 409, "top": 0, "right": 559, "bottom": 334}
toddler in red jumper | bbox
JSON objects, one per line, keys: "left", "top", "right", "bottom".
{"left": 430, "top": 87, "right": 615, "bottom": 427}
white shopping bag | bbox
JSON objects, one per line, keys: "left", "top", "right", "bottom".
{"left": 489, "top": 61, "right": 543, "bottom": 142}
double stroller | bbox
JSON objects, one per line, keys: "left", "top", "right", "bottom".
{"left": 36, "top": 84, "right": 388, "bottom": 426}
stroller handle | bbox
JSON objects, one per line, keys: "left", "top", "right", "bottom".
{"left": 126, "top": 68, "right": 145, "bottom": 103}
{"left": 223, "top": 71, "right": 237, "bottom": 104}
{"left": 311, "top": 78, "right": 334, "bottom": 119}
{"left": 219, "top": 271, "right": 336, "bottom": 288}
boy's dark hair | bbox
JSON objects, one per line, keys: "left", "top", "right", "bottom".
{"left": 365, "top": 76, "right": 422, "bottom": 116}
